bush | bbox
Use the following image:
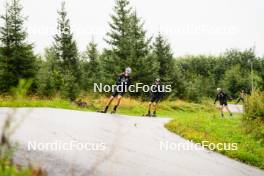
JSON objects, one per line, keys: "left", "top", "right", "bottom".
{"left": 244, "top": 90, "right": 264, "bottom": 121}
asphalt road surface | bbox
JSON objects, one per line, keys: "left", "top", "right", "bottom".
{"left": 224, "top": 104, "right": 244, "bottom": 113}
{"left": 0, "top": 107, "right": 263, "bottom": 176}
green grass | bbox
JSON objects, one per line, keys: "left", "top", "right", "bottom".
{"left": 0, "top": 159, "right": 32, "bottom": 176}
{"left": 165, "top": 111, "right": 264, "bottom": 169}
{"left": 0, "top": 96, "right": 263, "bottom": 170}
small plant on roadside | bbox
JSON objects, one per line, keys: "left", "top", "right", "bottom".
{"left": 10, "top": 79, "right": 33, "bottom": 100}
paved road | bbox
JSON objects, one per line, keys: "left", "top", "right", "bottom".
{"left": 0, "top": 108, "right": 263, "bottom": 176}
{"left": 225, "top": 104, "right": 244, "bottom": 113}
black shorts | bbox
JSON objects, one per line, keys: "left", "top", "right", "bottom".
{"left": 112, "top": 90, "right": 126, "bottom": 97}
{"left": 150, "top": 95, "right": 160, "bottom": 103}
{"left": 220, "top": 101, "right": 228, "bottom": 106}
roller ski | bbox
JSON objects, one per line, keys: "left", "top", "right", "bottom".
{"left": 111, "top": 105, "right": 118, "bottom": 114}
{"left": 143, "top": 111, "right": 157, "bottom": 117}
{"left": 143, "top": 113, "right": 151, "bottom": 117}
{"left": 151, "top": 112, "right": 157, "bottom": 117}
{"left": 97, "top": 106, "right": 109, "bottom": 113}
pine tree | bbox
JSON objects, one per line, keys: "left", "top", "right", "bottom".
{"left": 87, "top": 41, "right": 99, "bottom": 74}
{"left": 53, "top": 2, "right": 79, "bottom": 74}
{"left": 36, "top": 48, "right": 62, "bottom": 97}
{"left": 104, "top": 0, "right": 153, "bottom": 85}
{"left": 81, "top": 40, "right": 102, "bottom": 90}
{"left": 128, "top": 11, "right": 151, "bottom": 82}
{"left": 129, "top": 11, "right": 150, "bottom": 60}
{"left": 153, "top": 33, "right": 174, "bottom": 83}
{"left": 152, "top": 33, "right": 185, "bottom": 98}
{"left": 0, "top": 0, "right": 36, "bottom": 92}
{"left": 53, "top": 2, "right": 80, "bottom": 100}
{"left": 105, "top": 0, "right": 132, "bottom": 71}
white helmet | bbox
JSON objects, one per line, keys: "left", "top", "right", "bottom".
{"left": 125, "top": 67, "right": 132, "bottom": 74}
{"left": 217, "top": 88, "right": 221, "bottom": 91}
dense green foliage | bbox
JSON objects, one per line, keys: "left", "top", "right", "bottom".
{"left": 0, "top": 0, "right": 36, "bottom": 92}
{"left": 0, "top": 0, "right": 264, "bottom": 101}
{"left": 244, "top": 90, "right": 264, "bottom": 121}
{"left": 175, "top": 49, "right": 264, "bottom": 101}
{"left": 242, "top": 90, "right": 264, "bottom": 147}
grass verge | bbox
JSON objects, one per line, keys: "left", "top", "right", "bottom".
{"left": 165, "top": 110, "right": 264, "bottom": 169}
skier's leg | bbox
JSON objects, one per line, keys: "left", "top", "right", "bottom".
{"left": 99, "top": 96, "right": 114, "bottom": 113}
{"left": 225, "top": 105, "right": 232, "bottom": 116}
{"left": 152, "top": 102, "right": 157, "bottom": 117}
{"left": 220, "top": 105, "right": 224, "bottom": 117}
{"left": 112, "top": 95, "right": 122, "bottom": 113}
{"left": 105, "top": 96, "right": 115, "bottom": 112}
{"left": 147, "top": 102, "right": 152, "bottom": 115}
{"left": 107, "top": 96, "right": 114, "bottom": 106}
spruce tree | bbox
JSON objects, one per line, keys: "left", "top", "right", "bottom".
{"left": 152, "top": 33, "right": 185, "bottom": 98}
{"left": 81, "top": 40, "right": 102, "bottom": 90}
{"left": 129, "top": 11, "right": 150, "bottom": 60}
{"left": 153, "top": 33, "right": 174, "bottom": 83}
{"left": 128, "top": 11, "right": 152, "bottom": 82}
{"left": 105, "top": 1, "right": 153, "bottom": 85}
{"left": 54, "top": 2, "right": 79, "bottom": 74}
{"left": 36, "top": 48, "right": 62, "bottom": 97}
{"left": 53, "top": 2, "right": 80, "bottom": 100}
{"left": 0, "top": 0, "right": 36, "bottom": 92}
{"left": 105, "top": 0, "right": 132, "bottom": 71}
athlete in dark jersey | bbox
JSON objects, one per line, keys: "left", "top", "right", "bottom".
{"left": 214, "top": 88, "right": 232, "bottom": 117}
{"left": 99, "top": 67, "right": 132, "bottom": 114}
{"left": 112, "top": 72, "right": 132, "bottom": 97}
{"left": 145, "top": 78, "right": 163, "bottom": 117}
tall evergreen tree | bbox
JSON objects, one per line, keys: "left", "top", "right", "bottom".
{"left": 53, "top": 2, "right": 79, "bottom": 74}
{"left": 129, "top": 11, "right": 150, "bottom": 60}
{"left": 86, "top": 41, "right": 99, "bottom": 74}
{"left": 104, "top": 0, "right": 132, "bottom": 71}
{"left": 152, "top": 33, "right": 185, "bottom": 98}
{"left": 104, "top": 1, "right": 153, "bottom": 86}
{"left": 153, "top": 33, "right": 174, "bottom": 83}
{"left": 128, "top": 11, "right": 152, "bottom": 81}
{"left": 0, "top": 0, "right": 36, "bottom": 92}
{"left": 81, "top": 40, "right": 102, "bottom": 90}
{"left": 36, "top": 47, "right": 62, "bottom": 97}
{"left": 53, "top": 2, "right": 80, "bottom": 100}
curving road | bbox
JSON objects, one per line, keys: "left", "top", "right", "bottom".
{"left": 0, "top": 108, "right": 263, "bottom": 176}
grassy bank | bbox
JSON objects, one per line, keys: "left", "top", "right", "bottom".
{"left": 165, "top": 112, "right": 264, "bottom": 169}
{"left": 0, "top": 96, "right": 263, "bottom": 170}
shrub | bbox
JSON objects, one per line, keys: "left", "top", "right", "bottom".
{"left": 244, "top": 90, "right": 264, "bottom": 121}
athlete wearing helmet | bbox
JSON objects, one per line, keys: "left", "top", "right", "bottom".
{"left": 99, "top": 67, "right": 132, "bottom": 114}
{"left": 145, "top": 78, "right": 163, "bottom": 117}
{"left": 214, "top": 88, "right": 232, "bottom": 117}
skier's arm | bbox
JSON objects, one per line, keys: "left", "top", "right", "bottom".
{"left": 128, "top": 78, "right": 132, "bottom": 87}
{"left": 115, "top": 74, "right": 122, "bottom": 85}
{"left": 226, "top": 93, "right": 232, "bottom": 100}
